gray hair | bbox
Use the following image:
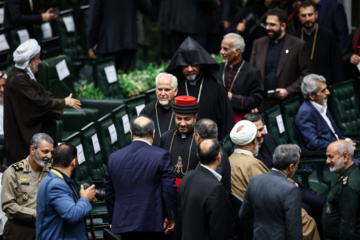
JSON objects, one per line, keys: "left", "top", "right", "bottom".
{"left": 243, "top": 112, "right": 263, "bottom": 123}
{"left": 273, "top": 144, "right": 301, "bottom": 170}
{"left": 194, "top": 118, "right": 218, "bottom": 139}
{"left": 223, "top": 33, "right": 245, "bottom": 55}
{"left": 336, "top": 141, "right": 354, "bottom": 159}
{"left": 301, "top": 74, "right": 326, "bottom": 100}
{"left": 155, "top": 72, "right": 178, "bottom": 89}
{"left": 30, "top": 133, "right": 54, "bottom": 148}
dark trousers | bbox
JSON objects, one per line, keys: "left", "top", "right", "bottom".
{"left": 102, "top": 49, "right": 137, "bottom": 73}
{"left": 3, "top": 219, "right": 35, "bottom": 240}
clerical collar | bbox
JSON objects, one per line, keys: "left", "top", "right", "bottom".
{"left": 228, "top": 58, "right": 242, "bottom": 69}
{"left": 187, "top": 72, "right": 203, "bottom": 86}
{"left": 272, "top": 34, "right": 286, "bottom": 44}
{"left": 303, "top": 24, "right": 317, "bottom": 35}
{"left": 234, "top": 148, "right": 253, "bottom": 157}
{"left": 310, "top": 101, "right": 327, "bottom": 114}
{"left": 177, "top": 129, "right": 193, "bottom": 139}
{"left": 200, "top": 164, "right": 222, "bottom": 182}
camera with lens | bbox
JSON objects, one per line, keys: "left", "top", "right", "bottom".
{"left": 82, "top": 182, "right": 105, "bottom": 201}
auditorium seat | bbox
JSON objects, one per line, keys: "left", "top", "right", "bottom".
{"left": 96, "top": 113, "right": 121, "bottom": 162}
{"left": 125, "top": 94, "right": 146, "bottom": 121}
{"left": 80, "top": 122, "right": 107, "bottom": 180}
{"left": 92, "top": 57, "right": 123, "bottom": 99}
{"left": 328, "top": 80, "right": 360, "bottom": 141}
{"left": 230, "top": 192, "right": 253, "bottom": 240}
{"left": 111, "top": 104, "right": 132, "bottom": 148}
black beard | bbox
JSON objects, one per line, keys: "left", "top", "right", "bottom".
{"left": 268, "top": 29, "right": 282, "bottom": 40}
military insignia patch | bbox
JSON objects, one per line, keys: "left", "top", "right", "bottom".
{"left": 20, "top": 178, "right": 29, "bottom": 185}
{"left": 343, "top": 176, "right": 348, "bottom": 185}
{"left": 23, "top": 193, "right": 29, "bottom": 201}
{"left": 325, "top": 203, "right": 331, "bottom": 213}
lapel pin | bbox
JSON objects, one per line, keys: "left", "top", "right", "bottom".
{"left": 285, "top": 49, "right": 289, "bottom": 54}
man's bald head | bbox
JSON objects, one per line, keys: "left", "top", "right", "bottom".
{"left": 130, "top": 116, "right": 155, "bottom": 139}
{"left": 326, "top": 140, "right": 354, "bottom": 174}
{"left": 198, "top": 139, "right": 220, "bottom": 165}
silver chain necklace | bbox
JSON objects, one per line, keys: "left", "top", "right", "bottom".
{"left": 185, "top": 76, "right": 204, "bottom": 103}
{"left": 155, "top": 100, "right": 174, "bottom": 138}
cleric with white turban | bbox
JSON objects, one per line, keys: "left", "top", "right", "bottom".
{"left": 230, "top": 120, "right": 257, "bottom": 146}
{"left": 13, "top": 39, "right": 41, "bottom": 80}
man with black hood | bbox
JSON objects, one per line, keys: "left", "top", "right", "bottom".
{"left": 166, "top": 37, "right": 235, "bottom": 140}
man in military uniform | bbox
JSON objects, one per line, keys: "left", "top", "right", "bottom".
{"left": 1, "top": 133, "right": 54, "bottom": 240}
{"left": 323, "top": 140, "right": 360, "bottom": 239}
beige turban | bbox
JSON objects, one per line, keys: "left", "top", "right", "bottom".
{"left": 230, "top": 120, "right": 257, "bottom": 146}
{"left": 13, "top": 39, "right": 41, "bottom": 70}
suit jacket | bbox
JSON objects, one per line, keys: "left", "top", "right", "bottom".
{"left": 104, "top": 140, "right": 177, "bottom": 234}
{"left": 218, "top": 61, "right": 262, "bottom": 113}
{"left": 316, "top": 0, "right": 348, "bottom": 51}
{"left": 295, "top": 100, "right": 345, "bottom": 150}
{"left": 179, "top": 166, "right": 233, "bottom": 240}
{"left": 36, "top": 171, "right": 92, "bottom": 240}
{"left": 87, "top": 0, "right": 151, "bottom": 54}
{"left": 4, "top": 0, "right": 42, "bottom": 29}
{"left": 239, "top": 169, "right": 302, "bottom": 240}
{"left": 250, "top": 34, "right": 311, "bottom": 108}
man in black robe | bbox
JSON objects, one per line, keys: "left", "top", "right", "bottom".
{"left": 140, "top": 73, "right": 178, "bottom": 146}
{"left": 219, "top": 33, "right": 262, "bottom": 122}
{"left": 4, "top": 39, "right": 81, "bottom": 165}
{"left": 160, "top": 96, "right": 199, "bottom": 190}
{"left": 293, "top": 1, "right": 344, "bottom": 85}
{"left": 166, "top": 37, "right": 235, "bottom": 140}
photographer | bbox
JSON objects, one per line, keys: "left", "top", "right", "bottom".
{"left": 36, "top": 144, "right": 96, "bottom": 240}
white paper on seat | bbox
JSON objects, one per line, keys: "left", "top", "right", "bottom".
{"left": 0, "top": 8, "right": 4, "bottom": 24}
{"left": 135, "top": 104, "right": 145, "bottom": 116}
{"left": 41, "top": 22, "right": 53, "bottom": 39}
{"left": 108, "top": 124, "right": 118, "bottom": 144}
{"left": 76, "top": 144, "right": 86, "bottom": 165}
{"left": 56, "top": 59, "right": 70, "bottom": 81}
{"left": 17, "top": 29, "right": 30, "bottom": 44}
{"left": 104, "top": 65, "right": 118, "bottom": 84}
{"left": 0, "top": 34, "right": 10, "bottom": 51}
{"left": 122, "top": 114, "right": 130, "bottom": 134}
{"left": 63, "top": 16, "right": 75, "bottom": 32}
{"left": 357, "top": 63, "right": 360, "bottom": 72}
{"left": 264, "top": 124, "right": 268, "bottom": 134}
{"left": 276, "top": 114, "right": 285, "bottom": 134}
{"left": 92, "top": 134, "right": 101, "bottom": 154}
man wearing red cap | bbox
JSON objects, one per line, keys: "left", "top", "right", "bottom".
{"left": 160, "top": 96, "right": 199, "bottom": 190}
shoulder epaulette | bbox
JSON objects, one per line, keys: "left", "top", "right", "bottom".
{"left": 12, "top": 161, "right": 24, "bottom": 172}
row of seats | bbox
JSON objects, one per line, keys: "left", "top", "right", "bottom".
{"left": 0, "top": 6, "right": 90, "bottom": 72}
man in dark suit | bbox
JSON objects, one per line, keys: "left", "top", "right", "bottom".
{"left": 239, "top": 144, "right": 303, "bottom": 240}
{"left": 295, "top": 74, "right": 356, "bottom": 151}
{"left": 104, "top": 116, "right": 177, "bottom": 239}
{"left": 4, "top": 0, "right": 57, "bottom": 30}
{"left": 218, "top": 33, "right": 262, "bottom": 121}
{"left": 310, "top": 0, "right": 348, "bottom": 52}
{"left": 87, "top": 0, "right": 151, "bottom": 73}
{"left": 194, "top": 118, "right": 231, "bottom": 196}
{"left": 250, "top": 8, "right": 311, "bottom": 111}
{"left": 179, "top": 139, "right": 233, "bottom": 240}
